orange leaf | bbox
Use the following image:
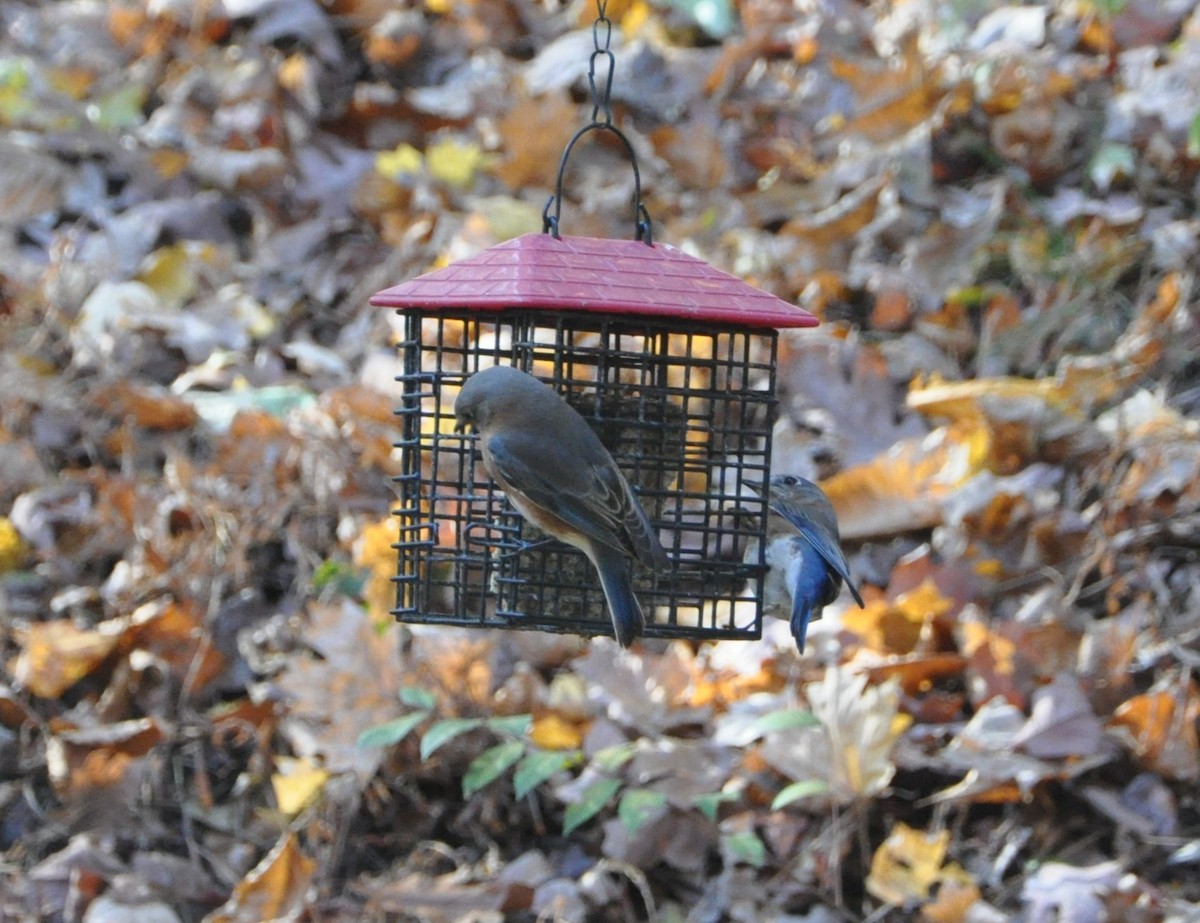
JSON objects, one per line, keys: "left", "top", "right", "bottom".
{"left": 202, "top": 833, "right": 316, "bottom": 923}
{"left": 1110, "top": 686, "right": 1200, "bottom": 779}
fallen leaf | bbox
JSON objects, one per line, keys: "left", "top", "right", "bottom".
{"left": 271, "top": 757, "right": 330, "bottom": 816}
{"left": 11, "top": 618, "right": 128, "bottom": 699}
{"left": 867, "top": 823, "right": 945, "bottom": 904}
{"left": 1109, "top": 682, "right": 1200, "bottom": 781}
{"left": 201, "top": 833, "right": 316, "bottom": 923}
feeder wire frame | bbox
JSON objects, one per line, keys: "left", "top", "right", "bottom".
{"left": 390, "top": 309, "right": 776, "bottom": 642}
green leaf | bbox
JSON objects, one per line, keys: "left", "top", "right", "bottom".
{"left": 722, "top": 830, "right": 767, "bottom": 868}
{"left": 0, "top": 57, "right": 33, "bottom": 124}
{"left": 311, "top": 559, "right": 367, "bottom": 597}
{"left": 1088, "top": 141, "right": 1135, "bottom": 191}
{"left": 420, "top": 717, "right": 484, "bottom": 760}
{"left": 750, "top": 709, "right": 820, "bottom": 736}
{"left": 618, "top": 789, "right": 668, "bottom": 834}
{"left": 563, "top": 778, "right": 621, "bottom": 835}
{"left": 357, "top": 711, "right": 429, "bottom": 748}
{"left": 514, "top": 749, "right": 582, "bottom": 800}
{"left": 88, "top": 83, "right": 147, "bottom": 131}
{"left": 399, "top": 685, "right": 438, "bottom": 710}
{"left": 692, "top": 790, "right": 738, "bottom": 821}
{"left": 771, "top": 779, "right": 830, "bottom": 810}
{"left": 187, "top": 386, "right": 317, "bottom": 432}
{"left": 486, "top": 714, "right": 533, "bottom": 737}
{"left": 463, "top": 740, "right": 525, "bottom": 796}
{"left": 591, "top": 741, "right": 638, "bottom": 773}
{"left": 1188, "top": 112, "right": 1200, "bottom": 159}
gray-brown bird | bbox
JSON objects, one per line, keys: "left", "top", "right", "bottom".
{"left": 453, "top": 365, "right": 667, "bottom": 647}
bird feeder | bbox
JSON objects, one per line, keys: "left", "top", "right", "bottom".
{"left": 371, "top": 233, "right": 816, "bottom": 642}
{"left": 369, "top": 3, "right": 817, "bottom": 643}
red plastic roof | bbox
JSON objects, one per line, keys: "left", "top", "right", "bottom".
{"left": 369, "top": 233, "right": 818, "bottom": 329}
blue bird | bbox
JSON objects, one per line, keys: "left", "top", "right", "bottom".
{"left": 750, "top": 474, "right": 865, "bottom": 653}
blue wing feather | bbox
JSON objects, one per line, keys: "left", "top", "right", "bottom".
{"left": 774, "top": 504, "right": 865, "bottom": 608}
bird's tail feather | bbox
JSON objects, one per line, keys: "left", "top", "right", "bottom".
{"left": 790, "top": 599, "right": 814, "bottom": 653}
{"left": 590, "top": 545, "right": 644, "bottom": 648}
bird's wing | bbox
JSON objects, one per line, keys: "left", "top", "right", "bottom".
{"left": 774, "top": 505, "right": 866, "bottom": 607}
{"left": 616, "top": 475, "right": 668, "bottom": 568}
{"left": 485, "top": 433, "right": 634, "bottom": 558}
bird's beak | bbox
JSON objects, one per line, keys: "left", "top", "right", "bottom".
{"left": 744, "top": 479, "right": 764, "bottom": 494}
{"left": 453, "top": 416, "right": 467, "bottom": 434}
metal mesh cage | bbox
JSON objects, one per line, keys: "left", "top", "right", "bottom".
{"left": 391, "top": 308, "right": 778, "bottom": 641}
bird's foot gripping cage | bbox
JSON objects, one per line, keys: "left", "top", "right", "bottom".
{"left": 371, "top": 233, "right": 818, "bottom": 643}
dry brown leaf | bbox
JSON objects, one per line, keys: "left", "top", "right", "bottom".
{"left": 11, "top": 618, "right": 128, "bottom": 699}
{"left": 0, "top": 683, "right": 38, "bottom": 730}
{"left": 823, "top": 421, "right": 987, "bottom": 539}
{"left": 201, "top": 833, "right": 316, "bottom": 923}
{"left": 760, "top": 671, "right": 908, "bottom": 803}
{"left": 1109, "top": 682, "right": 1200, "bottom": 781}
{"left": 781, "top": 172, "right": 888, "bottom": 250}
{"left": 650, "top": 120, "right": 728, "bottom": 189}
{"left": 493, "top": 91, "right": 580, "bottom": 190}
{"left": 46, "top": 717, "right": 166, "bottom": 797}
{"left": 863, "top": 653, "right": 968, "bottom": 697}
{"left": 129, "top": 598, "right": 225, "bottom": 695}
{"left": 370, "top": 874, "right": 508, "bottom": 918}
{"left": 276, "top": 599, "right": 406, "bottom": 784}
{"left": 92, "top": 384, "right": 199, "bottom": 434}
{"left": 1011, "top": 673, "right": 1103, "bottom": 760}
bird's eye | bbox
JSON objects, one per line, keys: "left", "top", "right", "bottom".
{"left": 782, "top": 476, "right": 798, "bottom": 486}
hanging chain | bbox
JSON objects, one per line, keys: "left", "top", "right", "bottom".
{"left": 541, "top": 0, "right": 653, "bottom": 244}
{"left": 588, "top": 0, "right": 615, "bottom": 125}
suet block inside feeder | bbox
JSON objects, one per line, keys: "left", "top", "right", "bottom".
{"left": 371, "top": 233, "right": 817, "bottom": 642}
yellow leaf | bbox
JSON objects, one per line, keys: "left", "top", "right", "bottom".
{"left": 426, "top": 136, "right": 489, "bottom": 188}
{"left": 907, "top": 374, "right": 1073, "bottom": 422}
{"left": 375, "top": 143, "right": 423, "bottom": 180}
{"left": 620, "top": 1, "right": 654, "bottom": 33}
{"left": 277, "top": 54, "right": 310, "bottom": 95}
{"left": 147, "top": 148, "right": 189, "bottom": 180}
{"left": 353, "top": 517, "right": 400, "bottom": 627}
{"left": 137, "top": 242, "right": 203, "bottom": 307}
{"left": 272, "top": 756, "right": 329, "bottom": 816}
{"left": 867, "top": 823, "right": 950, "bottom": 905}
{"left": 530, "top": 714, "right": 585, "bottom": 750}
{"left": 0, "top": 518, "right": 26, "bottom": 572}
{"left": 894, "top": 579, "right": 954, "bottom": 622}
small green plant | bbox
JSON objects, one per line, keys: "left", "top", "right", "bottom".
{"left": 358, "top": 692, "right": 779, "bottom": 836}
